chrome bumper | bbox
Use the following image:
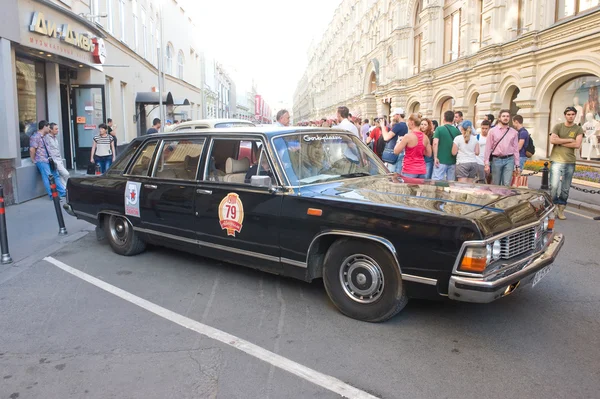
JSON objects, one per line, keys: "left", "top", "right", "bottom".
{"left": 448, "top": 233, "right": 564, "bottom": 303}
{"left": 63, "top": 203, "right": 76, "bottom": 217}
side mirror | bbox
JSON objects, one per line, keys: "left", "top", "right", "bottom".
{"left": 250, "top": 175, "right": 272, "bottom": 189}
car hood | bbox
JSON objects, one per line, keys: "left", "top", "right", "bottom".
{"left": 300, "top": 175, "right": 551, "bottom": 236}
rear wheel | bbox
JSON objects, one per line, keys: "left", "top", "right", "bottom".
{"left": 323, "top": 239, "right": 408, "bottom": 322}
{"left": 105, "top": 215, "right": 146, "bottom": 256}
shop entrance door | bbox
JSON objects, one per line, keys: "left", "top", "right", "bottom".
{"left": 71, "top": 85, "right": 106, "bottom": 169}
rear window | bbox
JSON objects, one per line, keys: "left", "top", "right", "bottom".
{"left": 105, "top": 141, "right": 142, "bottom": 176}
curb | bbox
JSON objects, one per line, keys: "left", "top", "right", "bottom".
{"left": 567, "top": 200, "right": 600, "bottom": 215}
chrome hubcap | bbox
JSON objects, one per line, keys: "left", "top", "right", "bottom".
{"left": 339, "top": 254, "right": 384, "bottom": 303}
{"left": 109, "top": 216, "right": 129, "bottom": 246}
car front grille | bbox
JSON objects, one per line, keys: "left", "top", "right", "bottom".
{"left": 499, "top": 226, "right": 539, "bottom": 259}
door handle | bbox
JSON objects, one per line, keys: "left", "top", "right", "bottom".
{"left": 196, "top": 189, "right": 212, "bottom": 195}
{"left": 145, "top": 184, "right": 158, "bottom": 189}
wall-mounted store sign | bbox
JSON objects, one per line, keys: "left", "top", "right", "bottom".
{"left": 28, "top": 11, "right": 106, "bottom": 65}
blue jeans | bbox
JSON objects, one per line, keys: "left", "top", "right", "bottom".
{"left": 519, "top": 157, "right": 526, "bottom": 170}
{"left": 95, "top": 156, "right": 113, "bottom": 174}
{"left": 432, "top": 164, "right": 456, "bottom": 181}
{"left": 550, "top": 162, "right": 576, "bottom": 205}
{"left": 384, "top": 160, "right": 402, "bottom": 173}
{"left": 36, "top": 162, "right": 66, "bottom": 199}
{"left": 491, "top": 157, "right": 515, "bottom": 186}
{"left": 425, "top": 157, "right": 434, "bottom": 179}
{"left": 403, "top": 173, "right": 426, "bottom": 178}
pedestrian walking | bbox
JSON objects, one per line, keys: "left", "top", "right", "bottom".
{"left": 453, "top": 111, "right": 464, "bottom": 127}
{"left": 336, "top": 106, "right": 359, "bottom": 137}
{"left": 512, "top": 115, "right": 530, "bottom": 170}
{"left": 146, "top": 118, "right": 161, "bottom": 135}
{"left": 475, "top": 120, "right": 491, "bottom": 183}
{"left": 29, "top": 120, "right": 66, "bottom": 199}
{"left": 275, "top": 109, "right": 291, "bottom": 127}
{"left": 90, "top": 123, "right": 116, "bottom": 174}
{"left": 549, "top": 106, "right": 585, "bottom": 219}
{"left": 380, "top": 108, "right": 408, "bottom": 173}
{"left": 484, "top": 110, "right": 520, "bottom": 186}
{"left": 44, "top": 122, "right": 70, "bottom": 187}
{"left": 420, "top": 118, "right": 435, "bottom": 179}
{"left": 432, "top": 110, "right": 460, "bottom": 181}
{"left": 361, "top": 119, "right": 371, "bottom": 143}
{"left": 394, "top": 113, "right": 431, "bottom": 178}
{"left": 452, "top": 120, "right": 480, "bottom": 183}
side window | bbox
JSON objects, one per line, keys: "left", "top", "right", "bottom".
{"left": 106, "top": 140, "right": 141, "bottom": 176}
{"left": 128, "top": 141, "right": 158, "bottom": 176}
{"left": 205, "top": 139, "right": 272, "bottom": 185}
{"left": 153, "top": 139, "right": 204, "bottom": 180}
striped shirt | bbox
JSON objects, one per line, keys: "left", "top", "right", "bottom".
{"left": 93, "top": 134, "right": 114, "bottom": 157}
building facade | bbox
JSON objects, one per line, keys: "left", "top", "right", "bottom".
{"left": 0, "top": 0, "right": 206, "bottom": 204}
{"left": 294, "top": 0, "right": 600, "bottom": 161}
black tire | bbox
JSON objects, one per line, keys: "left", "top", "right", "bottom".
{"left": 323, "top": 238, "right": 408, "bottom": 322}
{"left": 104, "top": 215, "right": 146, "bottom": 256}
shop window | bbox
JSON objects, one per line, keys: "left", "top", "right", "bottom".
{"left": 16, "top": 58, "right": 46, "bottom": 159}
{"left": 556, "top": 0, "right": 600, "bottom": 19}
{"left": 551, "top": 75, "right": 600, "bottom": 126}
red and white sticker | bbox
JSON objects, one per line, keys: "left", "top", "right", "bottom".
{"left": 218, "top": 193, "right": 244, "bottom": 237}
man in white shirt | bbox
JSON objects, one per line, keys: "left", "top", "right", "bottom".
{"left": 336, "top": 106, "right": 359, "bottom": 137}
{"left": 44, "top": 122, "right": 70, "bottom": 187}
{"left": 274, "top": 109, "right": 290, "bottom": 127}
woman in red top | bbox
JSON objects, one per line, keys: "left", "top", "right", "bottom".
{"left": 393, "top": 113, "right": 432, "bottom": 178}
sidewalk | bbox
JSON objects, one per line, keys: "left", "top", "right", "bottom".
{"left": 1, "top": 197, "right": 93, "bottom": 268}
{"left": 528, "top": 175, "right": 600, "bottom": 214}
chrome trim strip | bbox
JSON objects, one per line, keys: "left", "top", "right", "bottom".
{"left": 307, "top": 230, "right": 403, "bottom": 275}
{"left": 133, "top": 227, "right": 285, "bottom": 265}
{"left": 281, "top": 257, "right": 307, "bottom": 268}
{"left": 451, "top": 207, "right": 556, "bottom": 278}
{"left": 75, "top": 210, "right": 98, "bottom": 220}
{"left": 402, "top": 274, "right": 438, "bottom": 286}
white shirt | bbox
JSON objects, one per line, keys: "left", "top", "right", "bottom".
{"left": 337, "top": 118, "right": 359, "bottom": 138}
{"left": 476, "top": 134, "right": 487, "bottom": 166}
{"left": 454, "top": 134, "right": 479, "bottom": 164}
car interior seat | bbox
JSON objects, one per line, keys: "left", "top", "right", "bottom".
{"left": 223, "top": 157, "right": 250, "bottom": 184}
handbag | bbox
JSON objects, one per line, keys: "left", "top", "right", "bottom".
{"left": 42, "top": 136, "right": 56, "bottom": 172}
{"left": 510, "top": 171, "right": 529, "bottom": 188}
{"left": 87, "top": 162, "right": 97, "bottom": 175}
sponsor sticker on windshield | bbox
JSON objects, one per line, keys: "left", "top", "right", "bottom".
{"left": 125, "top": 181, "right": 141, "bottom": 217}
{"left": 303, "top": 134, "right": 343, "bottom": 142}
{"left": 218, "top": 193, "right": 245, "bottom": 237}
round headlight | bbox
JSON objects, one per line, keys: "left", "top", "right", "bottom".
{"left": 492, "top": 240, "right": 502, "bottom": 260}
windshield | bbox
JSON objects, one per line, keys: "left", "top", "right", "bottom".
{"left": 273, "top": 133, "right": 388, "bottom": 186}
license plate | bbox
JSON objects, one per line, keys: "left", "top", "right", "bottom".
{"left": 532, "top": 266, "right": 552, "bottom": 288}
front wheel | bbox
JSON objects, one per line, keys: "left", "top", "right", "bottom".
{"left": 104, "top": 215, "right": 146, "bottom": 256}
{"left": 323, "top": 239, "right": 408, "bottom": 322}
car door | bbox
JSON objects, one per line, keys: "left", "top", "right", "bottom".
{"left": 193, "top": 136, "right": 283, "bottom": 270}
{"left": 135, "top": 138, "right": 206, "bottom": 249}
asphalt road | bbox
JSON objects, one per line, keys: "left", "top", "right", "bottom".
{"left": 1, "top": 209, "right": 599, "bottom": 399}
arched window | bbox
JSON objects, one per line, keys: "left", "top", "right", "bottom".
{"left": 165, "top": 43, "right": 174, "bottom": 75}
{"left": 413, "top": 1, "right": 424, "bottom": 74}
{"left": 177, "top": 51, "right": 184, "bottom": 79}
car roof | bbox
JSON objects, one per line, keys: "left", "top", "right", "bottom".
{"left": 173, "top": 118, "right": 256, "bottom": 129}
{"left": 144, "top": 126, "right": 354, "bottom": 140}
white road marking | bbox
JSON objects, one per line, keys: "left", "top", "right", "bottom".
{"left": 564, "top": 210, "right": 594, "bottom": 220}
{"left": 44, "top": 256, "right": 377, "bottom": 399}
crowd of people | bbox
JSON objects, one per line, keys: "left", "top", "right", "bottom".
{"left": 300, "top": 105, "right": 585, "bottom": 220}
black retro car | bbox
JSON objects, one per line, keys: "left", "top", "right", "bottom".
{"left": 64, "top": 127, "right": 564, "bottom": 322}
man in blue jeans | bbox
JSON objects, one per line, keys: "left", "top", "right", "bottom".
{"left": 484, "top": 110, "right": 520, "bottom": 186}
{"left": 29, "top": 120, "right": 66, "bottom": 200}
{"left": 549, "top": 106, "right": 584, "bottom": 220}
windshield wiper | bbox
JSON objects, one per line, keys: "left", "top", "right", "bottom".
{"left": 339, "top": 172, "right": 371, "bottom": 178}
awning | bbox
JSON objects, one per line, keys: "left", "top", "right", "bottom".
{"left": 173, "top": 98, "right": 190, "bottom": 106}
{"left": 135, "top": 91, "right": 175, "bottom": 105}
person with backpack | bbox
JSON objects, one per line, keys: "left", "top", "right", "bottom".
{"left": 432, "top": 110, "right": 461, "bottom": 181}
{"left": 512, "top": 115, "right": 533, "bottom": 170}
{"left": 380, "top": 108, "right": 408, "bottom": 173}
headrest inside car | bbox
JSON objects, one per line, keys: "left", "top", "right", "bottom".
{"left": 226, "top": 157, "right": 250, "bottom": 174}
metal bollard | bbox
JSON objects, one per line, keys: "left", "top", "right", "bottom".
{"left": 540, "top": 161, "right": 549, "bottom": 190}
{"left": 0, "top": 185, "right": 13, "bottom": 264}
{"left": 48, "top": 175, "right": 68, "bottom": 236}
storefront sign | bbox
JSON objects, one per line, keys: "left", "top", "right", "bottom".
{"left": 27, "top": 11, "right": 106, "bottom": 65}
{"left": 84, "top": 124, "right": 96, "bottom": 130}
{"left": 76, "top": 116, "right": 86, "bottom": 123}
